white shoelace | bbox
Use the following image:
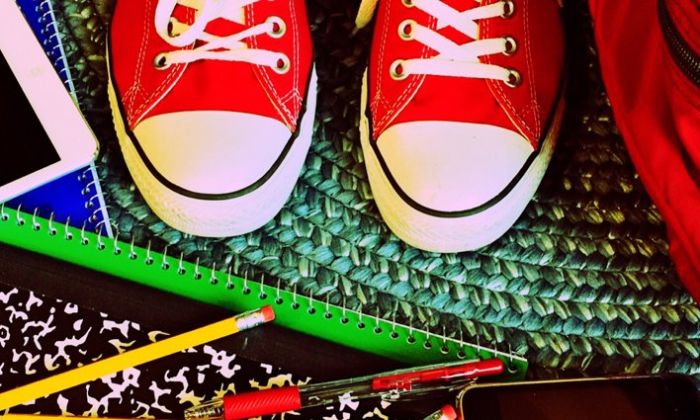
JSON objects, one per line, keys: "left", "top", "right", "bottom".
{"left": 154, "top": 0, "right": 290, "bottom": 73}
{"left": 356, "top": 0, "right": 520, "bottom": 86}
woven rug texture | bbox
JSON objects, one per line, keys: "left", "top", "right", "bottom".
{"left": 51, "top": 0, "right": 700, "bottom": 378}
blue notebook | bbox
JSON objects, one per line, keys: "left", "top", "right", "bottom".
{"left": 8, "top": 0, "right": 111, "bottom": 236}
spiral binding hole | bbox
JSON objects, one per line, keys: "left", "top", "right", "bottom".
{"left": 97, "top": 243, "right": 106, "bottom": 251}
{"left": 259, "top": 292, "right": 268, "bottom": 300}
{"left": 49, "top": 228, "right": 57, "bottom": 236}
{"left": 340, "top": 317, "right": 349, "bottom": 324}
{"left": 507, "top": 362, "right": 519, "bottom": 374}
{"left": 194, "top": 272, "right": 203, "bottom": 280}
{"left": 242, "top": 287, "right": 251, "bottom": 295}
{"left": 291, "top": 302, "right": 300, "bottom": 310}
{"left": 390, "top": 331, "right": 399, "bottom": 339}
{"left": 457, "top": 350, "right": 467, "bottom": 359}
{"left": 423, "top": 341, "right": 433, "bottom": 350}
{"left": 17, "top": 219, "right": 25, "bottom": 227}
{"left": 357, "top": 322, "right": 366, "bottom": 329}
{"left": 210, "top": 277, "right": 218, "bottom": 285}
{"left": 307, "top": 307, "right": 316, "bottom": 315}
{"left": 324, "top": 312, "right": 332, "bottom": 319}
{"left": 1, "top": 213, "right": 8, "bottom": 222}
{"left": 161, "top": 262, "right": 170, "bottom": 271}
{"left": 129, "top": 252, "right": 138, "bottom": 260}
{"left": 440, "top": 345, "right": 450, "bottom": 355}
{"left": 81, "top": 237, "right": 89, "bottom": 246}
{"left": 275, "top": 297, "right": 283, "bottom": 304}
{"left": 407, "top": 336, "right": 416, "bottom": 344}
{"left": 226, "top": 282, "right": 235, "bottom": 290}
{"left": 177, "top": 267, "right": 186, "bottom": 275}
{"left": 373, "top": 327, "right": 382, "bottom": 335}
{"left": 113, "top": 248, "right": 122, "bottom": 255}
{"left": 145, "top": 257, "right": 154, "bottom": 266}
{"left": 32, "top": 223, "right": 40, "bottom": 232}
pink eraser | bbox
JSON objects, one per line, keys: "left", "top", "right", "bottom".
{"left": 261, "top": 305, "right": 275, "bottom": 323}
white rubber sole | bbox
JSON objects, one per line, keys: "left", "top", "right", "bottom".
{"left": 107, "top": 63, "right": 318, "bottom": 238}
{"left": 360, "top": 71, "right": 565, "bottom": 253}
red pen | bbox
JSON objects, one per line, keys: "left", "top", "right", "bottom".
{"left": 184, "top": 359, "right": 503, "bottom": 420}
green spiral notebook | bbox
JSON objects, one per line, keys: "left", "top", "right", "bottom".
{"left": 0, "top": 204, "right": 527, "bottom": 379}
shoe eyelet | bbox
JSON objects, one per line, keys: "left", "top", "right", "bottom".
{"left": 398, "top": 19, "right": 416, "bottom": 41}
{"left": 273, "top": 54, "right": 290, "bottom": 74}
{"left": 167, "top": 19, "right": 175, "bottom": 36}
{"left": 153, "top": 53, "right": 170, "bottom": 70}
{"left": 402, "top": 0, "right": 414, "bottom": 8}
{"left": 267, "top": 16, "right": 286, "bottom": 38}
{"left": 503, "top": 36, "right": 517, "bottom": 55}
{"left": 390, "top": 59, "right": 408, "bottom": 80}
{"left": 504, "top": 69, "right": 522, "bottom": 87}
{"left": 501, "top": 0, "right": 515, "bottom": 18}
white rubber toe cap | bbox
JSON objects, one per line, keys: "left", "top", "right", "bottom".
{"left": 376, "top": 121, "right": 534, "bottom": 212}
{"left": 133, "top": 111, "right": 290, "bottom": 195}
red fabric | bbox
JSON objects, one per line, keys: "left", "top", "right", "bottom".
{"left": 368, "top": 0, "right": 565, "bottom": 148}
{"left": 223, "top": 387, "right": 302, "bottom": 420}
{"left": 110, "top": 0, "right": 312, "bottom": 131}
{"left": 589, "top": 0, "right": 700, "bottom": 303}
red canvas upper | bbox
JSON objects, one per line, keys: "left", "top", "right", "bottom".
{"left": 110, "top": 0, "right": 313, "bottom": 131}
{"left": 589, "top": 0, "right": 700, "bottom": 303}
{"left": 367, "top": 0, "right": 565, "bottom": 148}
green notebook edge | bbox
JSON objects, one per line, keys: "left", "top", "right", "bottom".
{"left": 0, "top": 206, "right": 527, "bottom": 379}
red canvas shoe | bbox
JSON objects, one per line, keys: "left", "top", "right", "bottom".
{"left": 357, "top": 0, "right": 566, "bottom": 252}
{"left": 108, "top": 0, "right": 316, "bottom": 237}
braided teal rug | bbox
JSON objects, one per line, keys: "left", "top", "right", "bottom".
{"left": 55, "top": 0, "right": 700, "bottom": 378}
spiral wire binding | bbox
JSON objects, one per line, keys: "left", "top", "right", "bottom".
{"left": 7, "top": 2, "right": 112, "bottom": 238}
{"left": 0, "top": 205, "right": 527, "bottom": 374}
{"left": 36, "top": 0, "right": 76, "bottom": 95}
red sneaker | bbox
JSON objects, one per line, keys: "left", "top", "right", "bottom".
{"left": 108, "top": 0, "right": 316, "bottom": 237}
{"left": 357, "top": 0, "right": 566, "bottom": 252}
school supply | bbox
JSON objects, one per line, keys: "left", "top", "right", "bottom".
{"left": 6, "top": 0, "right": 110, "bottom": 235}
{"left": 184, "top": 359, "right": 504, "bottom": 420}
{"left": 2, "top": 416, "right": 128, "bottom": 420}
{"left": 0, "top": 205, "right": 529, "bottom": 376}
{"left": 0, "top": 306, "right": 274, "bottom": 411}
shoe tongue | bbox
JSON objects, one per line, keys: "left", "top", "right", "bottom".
{"left": 172, "top": 1, "right": 247, "bottom": 38}
{"left": 175, "top": 0, "right": 246, "bottom": 23}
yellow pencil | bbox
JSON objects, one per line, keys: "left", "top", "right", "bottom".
{"left": 0, "top": 306, "right": 275, "bottom": 410}
{"left": 2, "top": 416, "right": 132, "bottom": 420}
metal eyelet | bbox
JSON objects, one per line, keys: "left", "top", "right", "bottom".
{"left": 267, "top": 16, "right": 286, "bottom": 38}
{"left": 167, "top": 18, "right": 177, "bottom": 36}
{"left": 390, "top": 59, "right": 408, "bottom": 80}
{"left": 504, "top": 69, "right": 522, "bottom": 87}
{"left": 153, "top": 53, "right": 170, "bottom": 70}
{"left": 273, "top": 54, "right": 290, "bottom": 74}
{"left": 503, "top": 36, "right": 517, "bottom": 55}
{"left": 398, "top": 19, "right": 416, "bottom": 41}
{"left": 402, "top": 0, "right": 414, "bottom": 7}
{"left": 502, "top": 0, "right": 515, "bottom": 18}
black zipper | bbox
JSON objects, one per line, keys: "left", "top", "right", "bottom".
{"left": 658, "top": 0, "right": 700, "bottom": 87}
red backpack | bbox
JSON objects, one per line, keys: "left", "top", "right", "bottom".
{"left": 589, "top": 0, "right": 700, "bottom": 302}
